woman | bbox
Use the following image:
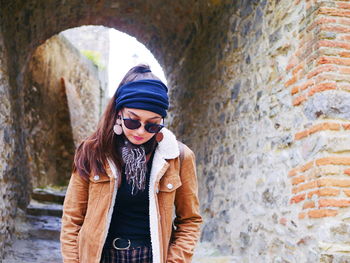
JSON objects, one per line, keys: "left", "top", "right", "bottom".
{"left": 60, "top": 64, "right": 202, "bottom": 263}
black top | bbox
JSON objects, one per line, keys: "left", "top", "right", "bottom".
{"left": 106, "top": 153, "right": 154, "bottom": 240}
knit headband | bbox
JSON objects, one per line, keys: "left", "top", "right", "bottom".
{"left": 115, "top": 79, "right": 169, "bottom": 117}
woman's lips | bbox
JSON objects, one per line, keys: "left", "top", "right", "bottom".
{"left": 133, "top": 136, "right": 143, "bottom": 141}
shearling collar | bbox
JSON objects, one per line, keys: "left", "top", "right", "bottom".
{"left": 106, "top": 127, "right": 179, "bottom": 178}
{"left": 155, "top": 127, "right": 179, "bottom": 160}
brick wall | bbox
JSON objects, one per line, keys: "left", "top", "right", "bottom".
{"left": 288, "top": 1, "right": 350, "bottom": 225}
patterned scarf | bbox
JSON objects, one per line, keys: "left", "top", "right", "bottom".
{"left": 121, "top": 139, "right": 155, "bottom": 195}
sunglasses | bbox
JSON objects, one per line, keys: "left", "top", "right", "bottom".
{"left": 121, "top": 117, "right": 164, "bottom": 133}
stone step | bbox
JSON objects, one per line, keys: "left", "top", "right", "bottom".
{"left": 26, "top": 214, "right": 61, "bottom": 240}
{"left": 3, "top": 213, "right": 63, "bottom": 263}
{"left": 27, "top": 200, "right": 63, "bottom": 218}
{"left": 31, "top": 188, "right": 66, "bottom": 204}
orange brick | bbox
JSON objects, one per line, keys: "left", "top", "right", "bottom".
{"left": 291, "top": 86, "right": 299, "bottom": 95}
{"left": 293, "top": 94, "right": 307, "bottom": 106}
{"left": 307, "top": 17, "right": 337, "bottom": 32}
{"left": 339, "top": 18, "right": 350, "bottom": 26}
{"left": 316, "top": 157, "right": 350, "bottom": 166}
{"left": 298, "top": 212, "right": 306, "bottom": 219}
{"left": 303, "top": 201, "right": 316, "bottom": 209}
{"left": 309, "top": 123, "right": 325, "bottom": 134}
{"left": 319, "top": 188, "right": 340, "bottom": 197}
{"left": 344, "top": 168, "right": 350, "bottom": 175}
{"left": 307, "top": 122, "right": 340, "bottom": 136}
{"left": 318, "top": 56, "right": 350, "bottom": 66}
{"left": 285, "top": 76, "right": 298, "bottom": 87}
{"left": 319, "top": 199, "right": 350, "bottom": 208}
{"left": 340, "top": 36, "right": 350, "bottom": 42}
{"left": 308, "top": 188, "right": 340, "bottom": 198}
{"left": 295, "top": 130, "right": 309, "bottom": 140}
{"left": 293, "top": 181, "right": 317, "bottom": 194}
{"left": 307, "top": 65, "right": 337, "bottom": 79}
{"left": 321, "top": 24, "right": 350, "bottom": 34}
{"left": 339, "top": 51, "right": 350, "bottom": 57}
{"left": 344, "top": 189, "right": 350, "bottom": 197}
{"left": 301, "top": 79, "right": 314, "bottom": 91}
{"left": 293, "top": 63, "right": 304, "bottom": 76}
{"left": 292, "top": 175, "right": 306, "bottom": 185}
{"left": 317, "top": 178, "right": 350, "bottom": 188}
{"left": 318, "top": 7, "right": 350, "bottom": 18}
{"left": 300, "top": 161, "right": 314, "bottom": 173}
{"left": 279, "top": 217, "right": 287, "bottom": 225}
{"left": 315, "top": 73, "right": 338, "bottom": 84}
{"left": 343, "top": 124, "right": 350, "bottom": 130}
{"left": 308, "top": 83, "right": 337, "bottom": 96}
{"left": 337, "top": 2, "right": 350, "bottom": 9}
{"left": 288, "top": 168, "right": 298, "bottom": 177}
{"left": 318, "top": 40, "right": 350, "bottom": 50}
{"left": 286, "top": 56, "right": 298, "bottom": 71}
{"left": 339, "top": 67, "right": 350, "bottom": 74}
{"left": 308, "top": 209, "right": 338, "bottom": 218}
{"left": 290, "top": 193, "right": 306, "bottom": 203}
{"left": 316, "top": 165, "right": 344, "bottom": 176}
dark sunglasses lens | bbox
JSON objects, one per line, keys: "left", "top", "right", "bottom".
{"left": 123, "top": 119, "right": 141, "bottom": 130}
{"left": 145, "top": 124, "right": 163, "bottom": 133}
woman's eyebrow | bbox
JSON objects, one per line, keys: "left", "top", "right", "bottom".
{"left": 127, "top": 110, "right": 161, "bottom": 120}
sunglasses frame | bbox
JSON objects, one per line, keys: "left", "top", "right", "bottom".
{"left": 120, "top": 114, "right": 164, "bottom": 134}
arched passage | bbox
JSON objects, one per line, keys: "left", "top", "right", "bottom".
{"left": 0, "top": 0, "right": 233, "bottom": 257}
{"left": 0, "top": 0, "right": 223, "bottom": 199}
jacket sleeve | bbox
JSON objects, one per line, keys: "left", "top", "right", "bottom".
{"left": 167, "top": 146, "right": 203, "bottom": 263}
{"left": 60, "top": 171, "right": 89, "bottom": 263}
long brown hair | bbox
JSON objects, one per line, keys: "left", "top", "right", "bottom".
{"left": 73, "top": 64, "right": 162, "bottom": 180}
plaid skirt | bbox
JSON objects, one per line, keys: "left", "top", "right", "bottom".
{"left": 100, "top": 245, "right": 152, "bottom": 263}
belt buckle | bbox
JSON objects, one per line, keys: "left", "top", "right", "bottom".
{"left": 112, "top": 238, "right": 131, "bottom": 250}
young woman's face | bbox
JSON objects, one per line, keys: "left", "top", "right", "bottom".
{"left": 119, "top": 107, "right": 163, "bottom": 145}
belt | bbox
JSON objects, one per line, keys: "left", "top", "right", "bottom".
{"left": 105, "top": 237, "right": 151, "bottom": 250}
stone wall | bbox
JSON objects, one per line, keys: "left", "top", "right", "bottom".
{"left": 0, "top": 27, "right": 29, "bottom": 259}
{"left": 24, "top": 34, "right": 102, "bottom": 188}
{"left": 61, "top": 25, "right": 110, "bottom": 114}
{"left": 169, "top": 0, "right": 350, "bottom": 261}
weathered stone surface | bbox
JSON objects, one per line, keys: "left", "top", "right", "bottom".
{"left": 24, "top": 34, "right": 102, "bottom": 188}
{"left": 62, "top": 25, "right": 109, "bottom": 111}
{"left": 0, "top": 27, "right": 29, "bottom": 259}
{"left": 304, "top": 91, "right": 350, "bottom": 121}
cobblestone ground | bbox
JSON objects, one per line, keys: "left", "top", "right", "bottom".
{"left": 3, "top": 212, "right": 233, "bottom": 263}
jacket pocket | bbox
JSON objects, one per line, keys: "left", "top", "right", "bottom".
{"left": 158, "top": 173, "right": 182, "bottom": 211}
{"left": 158, "top": 173, "right": 182, "bottom": 193}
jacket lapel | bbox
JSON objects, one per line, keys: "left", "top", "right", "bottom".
{"left": 149, "top": 128, "right": 179, "bottom": 263}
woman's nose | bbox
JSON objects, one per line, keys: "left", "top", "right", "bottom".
{"left": 136, "top": 123, "right": 147, "bottom": 134}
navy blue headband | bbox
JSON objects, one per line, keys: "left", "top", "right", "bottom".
{"left": 115, "top": 79, "right": 169, "bottom": 117}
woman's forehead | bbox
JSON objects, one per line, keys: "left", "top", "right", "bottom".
{"left": 123, "top": 107, "right": 162, "bottom": 119}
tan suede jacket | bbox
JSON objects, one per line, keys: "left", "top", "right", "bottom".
{"left": 60, "top": 128, "right": 202, "bottom": 263}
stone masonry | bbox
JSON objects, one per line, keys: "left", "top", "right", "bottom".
{"left": 24, "top": 34, "right": 102, "bottom": 188}
{"left": 1, "top": 0, "right": 350, "bottom": 262}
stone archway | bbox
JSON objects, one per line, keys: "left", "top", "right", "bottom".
{"left": 0, "top": 0, "right": 232, "bottom": 258}
{"left": 0, "top": 0, "right": 229, "bottom": 202}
